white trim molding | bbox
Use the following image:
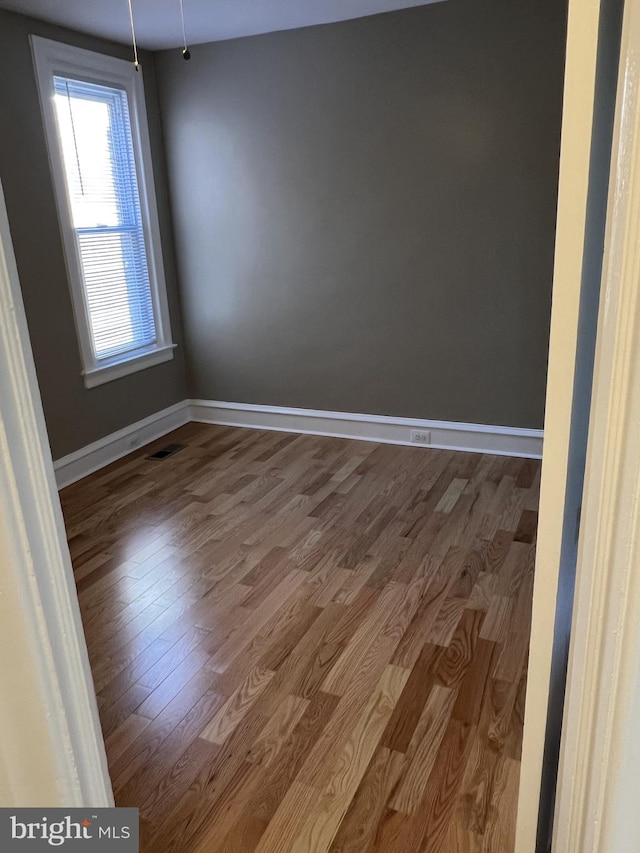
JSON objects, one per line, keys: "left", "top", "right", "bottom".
{"left": 189, "top": 399, "right": 543, "bottom": 458}
{"left": 515, "top": 0, "right": 605, "bottom": 847}
{"left": 554, "top": 2, "right": 640, "bottom": 849}
{"left": 54, "top": 400, "right": 189, "bottom": 489}
{"left": 30, "top": 36, "right": 174, "bottom": 389}
{"left": 53, "top": 399, "right": 543, "bottom": 491}
{"left": 82, "top": 343, "right": 177, "bottom": 389}
{"left": 0, "top": 178, "right": 112, "bottom": 805}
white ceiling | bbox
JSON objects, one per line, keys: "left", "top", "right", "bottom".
{"left": 0, "top": 0, "right": 442, "bottom": 50}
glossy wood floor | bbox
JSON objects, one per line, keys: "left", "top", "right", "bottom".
{"left": 61, "top": 423, "right": 540, "bottom": 852}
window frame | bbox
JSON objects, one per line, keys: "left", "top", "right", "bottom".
{"left": 31, "top": 36, "right": 174, "bottom": 389}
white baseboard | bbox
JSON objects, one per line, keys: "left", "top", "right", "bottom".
{"left": 53, "top": 401, "right": 190, "bottom": 489}
{"left": 189, "top": 400, "right": 544, "bottom": 459}
{"left": 53, "top": 399, "right": 543, "bottom": 489}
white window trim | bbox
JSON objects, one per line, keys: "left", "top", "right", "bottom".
{"left": 30, "top": 36, "right": 174, "bottom": 388}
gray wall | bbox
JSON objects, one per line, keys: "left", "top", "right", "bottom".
{"left": 0, "top": 9, "right": 187, "bottom": 459}
{"left": 156, "top": 0, "right": 566, "bottom": 428}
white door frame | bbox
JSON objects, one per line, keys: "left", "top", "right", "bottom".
{"left": 553, "top": 0, "right": 640, "bottom": 847}
{"left": 520, "top": 0, "right": 640, "bottom": 849}
{"left": 0, "top": 179, "right": 112, "bottom": 806}
{"left": 516, "top": 0, "right": 605, "bottom": 847}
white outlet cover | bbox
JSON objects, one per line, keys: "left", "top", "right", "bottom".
{"left": 410, "top": 430, "right": 431, "bottom": 444}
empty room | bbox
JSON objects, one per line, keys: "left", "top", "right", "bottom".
{"left": 0, "top": 0, "right": 576, "bottom": 850}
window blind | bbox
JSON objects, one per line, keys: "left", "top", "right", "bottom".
{"left": 53, "top": 77, "right": 156, "bottom": 361}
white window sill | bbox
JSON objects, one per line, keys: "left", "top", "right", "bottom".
{"left": 82, "top": 343, "right": 176, "bottom": 389}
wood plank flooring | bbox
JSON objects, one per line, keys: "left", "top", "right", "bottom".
{"left": 60, "top": 423, "right": 540, "bottom": 852}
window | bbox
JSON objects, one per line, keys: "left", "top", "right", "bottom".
{"left": 31, "top": 37, "right": 174, "bottom": 387}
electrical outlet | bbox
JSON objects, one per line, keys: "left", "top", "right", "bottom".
{"left": 410, "top": 430, "right": 431, "bottom": 445}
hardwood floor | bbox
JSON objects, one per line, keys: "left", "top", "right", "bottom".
{"left": 60, "top": 423, "right": 540, "bottom": 852}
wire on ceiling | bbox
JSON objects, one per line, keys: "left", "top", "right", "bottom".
{"left": 179, "top": 0, "right": 191, "bottom": 60}
{"left": 127, "top": 0, "right": 192, "bottom": 71}
{"left": 126, "top": 0, "right": 140, "bottom": 70}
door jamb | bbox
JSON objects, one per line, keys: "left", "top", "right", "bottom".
{"left": 0, "top": 177, "right": 112, "bottom": 806}
{"left": 553, "top": 0, "right": 640, "bottom": 848}
{"left": 516, "top": 0, "right": 604, "bottom": 847}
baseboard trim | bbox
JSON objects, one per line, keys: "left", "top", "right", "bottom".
{"left": 189, "top": 400, "right": 544, "bottom": 459}
{"left": 53, "top": 401, "right": 190, "bottom": 489}
{"left": 53, "top": 399, "right": 543, "bottom": 489}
